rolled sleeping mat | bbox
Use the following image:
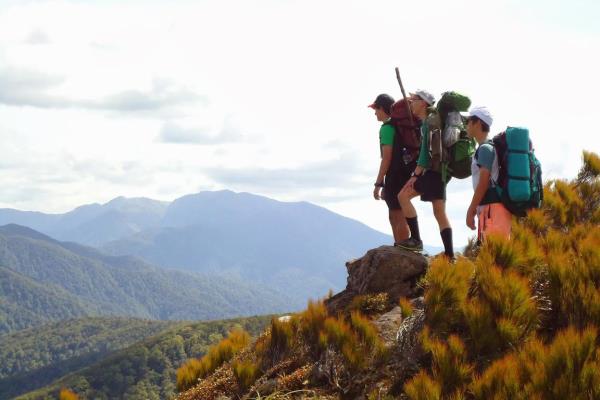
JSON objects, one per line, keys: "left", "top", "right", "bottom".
{"left": 505, "top": 127, "right": 531, "bottom": 202}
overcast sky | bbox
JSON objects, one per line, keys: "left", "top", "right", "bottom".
{"left": 0, "top": 0, "right": 598, "bottom": 248}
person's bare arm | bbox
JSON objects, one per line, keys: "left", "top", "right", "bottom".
{"left": 374, "top": 145, "right": 392, "bottom": 200}
{"left": 466, "top": 168, "right": 491, "bottom": 229}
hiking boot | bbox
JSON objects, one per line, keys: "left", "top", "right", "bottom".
{"left": 395, "top": 237, "right": 423, "bottom": 252}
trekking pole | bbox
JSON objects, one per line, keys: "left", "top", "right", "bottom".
{"left": 395, "top": 67, "right": 415, "bottom": 127}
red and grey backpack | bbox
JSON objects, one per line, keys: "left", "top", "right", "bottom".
{"left": 383, "top": 99, "right": 421, "bottom": 172}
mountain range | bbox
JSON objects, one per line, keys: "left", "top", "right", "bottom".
{"left": 0, "top": 191, "right": 393, "bottom": 302}
{"left": 0, "top": 224, "right": 290, "bottom": 335}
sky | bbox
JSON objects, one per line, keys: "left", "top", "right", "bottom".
{"left": 0, "top": 0, "right": 598, "bottom": 248}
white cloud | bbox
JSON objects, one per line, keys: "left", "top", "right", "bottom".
{"left": 0, "top": 69, "right": 205, "bottom": 112}
{"left": 24, "top": 29, "right": 51, "bottom": 45}
{"left": 158, "top": 115, "right": 243, "bottom": 144}
{"left": 0, "top": 0, "right": 598, "bottom": 248}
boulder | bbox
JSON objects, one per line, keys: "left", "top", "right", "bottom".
{"left": 326, "top": 246, "right": 428, "bottom": 313}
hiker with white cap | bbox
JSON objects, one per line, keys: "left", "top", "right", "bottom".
{"left": 465, "top": 106, "right": 512, "bottom": 241}
{"left": 396, "top": 90, "right": 456, "bottom": 260}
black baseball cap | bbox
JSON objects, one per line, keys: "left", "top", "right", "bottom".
{"left": 368, "top": 93, "right": 395, "bottom": 111}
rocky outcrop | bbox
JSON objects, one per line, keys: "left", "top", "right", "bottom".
{"left": 326, "top": 246, "right": 428, "bottom": 314}
{"left": 177, "top": 246, "right": 431, "bottom": 400}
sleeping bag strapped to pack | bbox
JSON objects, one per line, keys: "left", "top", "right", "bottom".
{"left": 429, "top": 92, "right": 476, "bottom": 180}
{"left": 492, "top": 127, "right": 543, "bottom": 217}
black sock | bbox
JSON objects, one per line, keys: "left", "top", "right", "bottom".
{"left": 406, "top": 217, "right": 421, "bottom": 242}
{"left": 440, "top": 228, "right": 454, "bottom": 258}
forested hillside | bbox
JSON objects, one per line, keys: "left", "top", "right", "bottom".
{"left": 0, "top": 225, "right": 292, "bottom": 334}
{"left": 0, "top": 318, "right": 177, "bottom": 399}
{"left": 17, "top": 315, "right": 272, "bottom": 400}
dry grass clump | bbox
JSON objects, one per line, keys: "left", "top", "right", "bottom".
{"left": 232, "top": 360, "right": 261, "bottom": 391}
{"left": 398, "top": 297, "right": 414, "bottom": 319}
{"left": 59, "top": 388, "right": 79, "bottom": 400}
{"left": 177, "top": 329, "right": 250, "bottom": 392}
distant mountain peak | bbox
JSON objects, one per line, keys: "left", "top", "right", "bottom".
{"left": 0, "top": 223, "right": 56, "bottom": 242}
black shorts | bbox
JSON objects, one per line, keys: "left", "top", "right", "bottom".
{"left": 383, "top": 164, "right": 415, "bottom": 210}
{"left": 413, "top": 170, "right": 449, "bottom": 202}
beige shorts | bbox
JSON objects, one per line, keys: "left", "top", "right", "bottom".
{"left": 477, "top": 203, "right": 512, "bottom": 242}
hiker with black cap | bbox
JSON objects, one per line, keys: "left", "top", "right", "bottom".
{"left": 464, "top": 106, "right": 512, "bottom": 241}
{"left": 369, "top": 93, "right": 412, "bottom": 244}
{"left": 396, "top": 90, "right": 455, "bottom": 260}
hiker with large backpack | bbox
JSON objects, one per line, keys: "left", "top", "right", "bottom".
{"left": 465, "top": 106, "right": 543, "bottom": 241}
{"left": 396, "top": 90, "right": 457, "bottom": 260}
{"left": 464, "top": 106, "right": 511, "bottom": 241}
{"left": 369, "top": 93, "right": 419, "bottom": 244}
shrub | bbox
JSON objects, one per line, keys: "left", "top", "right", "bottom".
{"left": 470, "top": 355, "right": 521, "bottom": 400}
{"left": 423, "top": 256, "right": 474, "bottom": 334}
{"left": 545, "top": 226, "right": 600, "bottom": 329}
{"left": 474, "top": 262, "right": 538, "bottom": 350}
{"left": 59, "top": 389, "right": 79, "bottom": 400}
{"left": 579, "top": 151, "right": 600, "bottom": 181}
{"left": 477, "top": 233, "right": 525, "bottom": 271}
{"left": 405, "top": 152, "right": 600, "bottom": 399}
{"left": 176, "top": 358, "right": 203, "bottom": 393}
{"left": 471, "top": 327, "right": 600, "bottom": 399}
{"left": 461, "top": 299, "right": 498, "bottom": 355}
{"left": 398, "top": 297, "right": 414, "bottom": 318}
{"left": 350, "top": 311, "right": 379, "bottom": 349}
{"left": 420, "top": 328, "right": 472, "bottom": 396}
{"left": 404, "top": 370, "right": 441, "bottom": 400}
{"left": 269, "top": 317, "right": 296, "bottom": 358}
{"left": 176, "top": 329, "right": 250, "bottom": 392}
{"left": 232, "top": 360, "right": 261, "bottom": 391}
{"left": 298, "top": 299, "right": 328, "bottom": 351}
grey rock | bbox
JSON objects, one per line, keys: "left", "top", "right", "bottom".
{"left": 374, "top": 306, "right": 404, "bottom": 347}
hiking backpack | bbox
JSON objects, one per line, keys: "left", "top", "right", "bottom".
{"left": 385, "top": 98, "right": 422, "bottom": 172}
{"left": 428, "top": 92, "right": 477, "bottom": 180}
{"left": 491, "top": 127, "right": 543, "bottom": 217}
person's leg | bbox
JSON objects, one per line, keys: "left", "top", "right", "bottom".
{"left": 398, "top": 185, "right": 419, "bottom": 219}
{"left": 389, "top": 209, "right": 410, "bottom": 243}
{"left": 432, "top": 199, "right": 454, "bottom": 258}
{"left": 383, "top": 183, "right": 409, "bottom": 244}
{"left": 396, "top": 185, "right": 423, "bottom": 250}
{"left": 432, "top": 200, "right": 450, "bottom": 230}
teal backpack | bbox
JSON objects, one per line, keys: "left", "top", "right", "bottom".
{"left": 491, "top": 127, "right": 543, "bottom": 217}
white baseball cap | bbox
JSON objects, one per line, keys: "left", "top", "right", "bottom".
{"left": 464, "top": 106, "right": 493, "bottom": 127}
{"left": 410, "top": 89, "right": 436, "bottom": 106}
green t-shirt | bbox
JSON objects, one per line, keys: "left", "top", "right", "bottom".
{"left": 379, "top": 123, "right": 394, "bottom": 146}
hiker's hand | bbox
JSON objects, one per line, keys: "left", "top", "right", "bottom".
{"left": 405, "top": 177, "right": 417, "bottom": 190}
{"left": 466, "top": 206, "right": 477, "bottom": 230}
{"left": 373, "top": 186, "right": 381, "bottom": 200}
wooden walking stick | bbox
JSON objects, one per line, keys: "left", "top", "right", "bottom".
{"left": 395, "top": 67, "right": 415, "bottom": 127}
